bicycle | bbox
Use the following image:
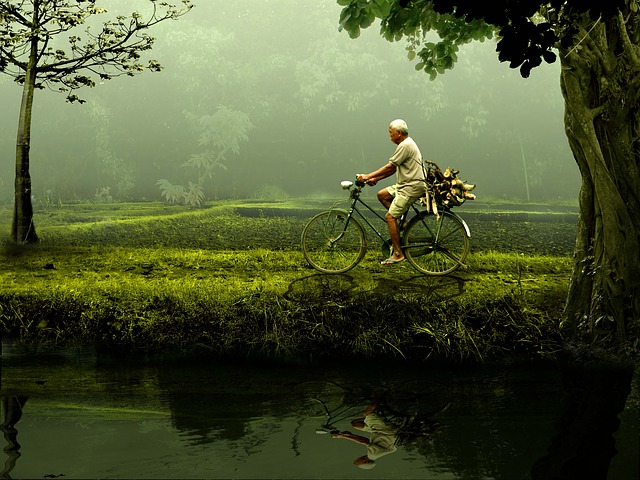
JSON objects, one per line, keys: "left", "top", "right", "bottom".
{"left": 301, "top": 170, "right": 471, "bottom": 275}
{"left": 283, "top": 379, "right": 450, "bottom": 438}
{"left": 282, "top": 380, "right": 363, "bottom": 435}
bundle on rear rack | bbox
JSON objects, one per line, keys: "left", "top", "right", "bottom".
{"left": 421, "top": 161, "right": 476, "bottom": 216}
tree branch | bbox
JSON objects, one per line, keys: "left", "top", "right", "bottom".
{"left": 563, "top": 17, "right": 601, "bottom": 58}
{"left": 0, "top": 3, "right": 29, "bottom": 26}
{"left": 39, "top": 28, "right": 140, "bottom": 73}
{"left": 618, "top": 10, "right": 640, "bottom": 68}
{"left": 38, "top": 4, "right": 185, "bottom": 74}
{"left": 575, "top": 20, "right": 613, "bottom": 78}
{"left": 0, "top": 44, "right": 25, "bottom": 71}
{"left": 2, "top": 0, "right": 192, "bottom": 99}
{"left": 589, "top": 104, "right": 606, "bottom": 120}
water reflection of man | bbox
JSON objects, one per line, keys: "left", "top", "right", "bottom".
{"left": 331, "top": 396, "right": 399, "bottom": 470}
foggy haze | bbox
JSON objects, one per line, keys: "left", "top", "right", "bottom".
{"left": 0, "top": 0, "right": 578, "bottom": 205}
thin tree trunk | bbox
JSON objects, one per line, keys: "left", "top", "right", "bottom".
{"left": 518, "top": 132, "right": 530, "bottom": 202}
{"left": 11, "top": 6, "right": 40, "bottom": 244}
{"left": 12, "top": 80, "right": 38, "bottom": 243}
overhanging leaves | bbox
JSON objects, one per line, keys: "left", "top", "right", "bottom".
{"left": 336, "top": 0, "right": 626, "bottom": 78}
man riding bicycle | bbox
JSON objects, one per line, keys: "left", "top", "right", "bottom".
{"left": 357, "top": 119, "right": 426, "bottom": 265}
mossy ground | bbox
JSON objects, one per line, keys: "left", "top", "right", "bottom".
{"left": 0, "top": 199, "right": 575, "bottom": 363}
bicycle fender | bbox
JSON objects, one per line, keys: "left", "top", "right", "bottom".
{"left": 328, "top": 208, "right": 350, "bottom": 216}
{"left": 459, "top": 216, "right": 471, "bottom": 238}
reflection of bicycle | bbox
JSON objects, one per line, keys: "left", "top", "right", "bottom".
{"left": 283, "top": 380, "right": 450, "bottom": 436}
{"left": 301, "top": 176, "right": 471, "bottom": 275}
{"left": 283, "top": 380, "right": 356, "bottom": 434}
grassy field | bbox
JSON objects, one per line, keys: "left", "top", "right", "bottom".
{"left": 0, "top": 199, "right": 576, "bottom": 363}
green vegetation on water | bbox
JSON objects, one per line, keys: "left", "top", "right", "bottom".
{"left": 0, "top": 200, "right": 575, "bottom": 363}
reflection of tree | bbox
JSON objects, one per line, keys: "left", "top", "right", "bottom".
{"left": 403, "top": 371, "right": 529, "bottom": 479}
{"left": 163, "top": 390, "right": 247, "bottom": 444}
{"left": 155, "top": 365, "right": 280, "bottom": 447}
{"left": 531, "top": 363, "right": 634, "bottom": 480}
{"left": 0, "top": 395, "right": 28, "bottom": 479}
{"left": 400, "top": 365, "right": 634, "bottom": 479}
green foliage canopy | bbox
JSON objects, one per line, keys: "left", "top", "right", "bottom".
{"left": 336, "top": 0, "right": 626, "bottom": 78}
{"left": 338, "top": 0, "right": 494, "bottom": 80}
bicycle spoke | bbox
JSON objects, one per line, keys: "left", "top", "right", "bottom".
{"left": 435, "top": 226, "right": 461, "bottom": 244}
{"left": 437, "top": 246, "right": 464, "bottom": 264}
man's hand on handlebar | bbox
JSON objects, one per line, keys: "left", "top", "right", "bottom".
{"left": 356, "top": 173, "right": 377, "bottom": 186}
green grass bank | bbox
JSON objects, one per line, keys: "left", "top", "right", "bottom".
{"left": 0, "top": 199, "right": 575, "bottom": 363}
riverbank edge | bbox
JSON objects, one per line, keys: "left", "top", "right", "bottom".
{"left": 0, "top": 199, "right": 577, "bottom": 364}
{"left": 0, "top": 267, "right": 568, "bottom": 364}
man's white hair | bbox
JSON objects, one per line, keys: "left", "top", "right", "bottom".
{"left": 389, "top": 119, "right": 409, "bottom": 135}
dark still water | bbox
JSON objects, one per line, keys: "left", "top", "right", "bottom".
{"left": 1, "top": 346, "right": 637, "bottom": 479}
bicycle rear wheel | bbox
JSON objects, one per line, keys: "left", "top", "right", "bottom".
{"left": 301, "top": 210, "right": 366, "bottom": 274}
{"left": 403, "top": 210, "right": 469, "bottom": 275}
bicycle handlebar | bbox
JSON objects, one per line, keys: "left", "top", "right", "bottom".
{"left": 351, "top": 174, "right": 362, "bottom": 186}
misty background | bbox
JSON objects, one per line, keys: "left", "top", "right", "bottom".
{"left": 0, "top": 0, "right": 579, "bottom": 206}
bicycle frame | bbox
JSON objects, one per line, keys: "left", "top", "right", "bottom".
{"left": 333, "top": 182, "right": 442, "bottom": 248}
{"left": 301, "top": 178, "right": 471, "bottom": 275}
{"left": 314, "top": 397, "right": 367, "bottom": 434}
{"left": 336, "top": 183, "right": 412, "bottom": 243}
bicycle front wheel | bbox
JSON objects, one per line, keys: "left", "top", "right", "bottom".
{"left": 283, "top": 381, "right": 346, "bottom": 418}
{"left": 403, "top": 210, "right": 469, "bottom": 275}
{"left": 301, "top": 210, "right": 366, "bottom": 274}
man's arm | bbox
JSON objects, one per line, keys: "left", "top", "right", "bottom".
{"left": 364, "top": 400, "right": 378, "bottom": 416}
{"left": 358, "top": 162, "right": 396, "bottom": 186}
{"left": 331, "top": 430, "right": 370, "bottom": 445}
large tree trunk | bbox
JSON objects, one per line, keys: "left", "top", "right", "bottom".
{"left": 560, "top": 8, "right": 640, "bottom": 352}
{"left": 11, "top": 8, "right": 40, "bottom": 244}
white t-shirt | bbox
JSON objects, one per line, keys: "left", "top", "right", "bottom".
{"left": 389, "top": 136, "right": 425, "bottom": 197}
{"left": 364, "top": 412, "right": 398, "bottom": 460}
